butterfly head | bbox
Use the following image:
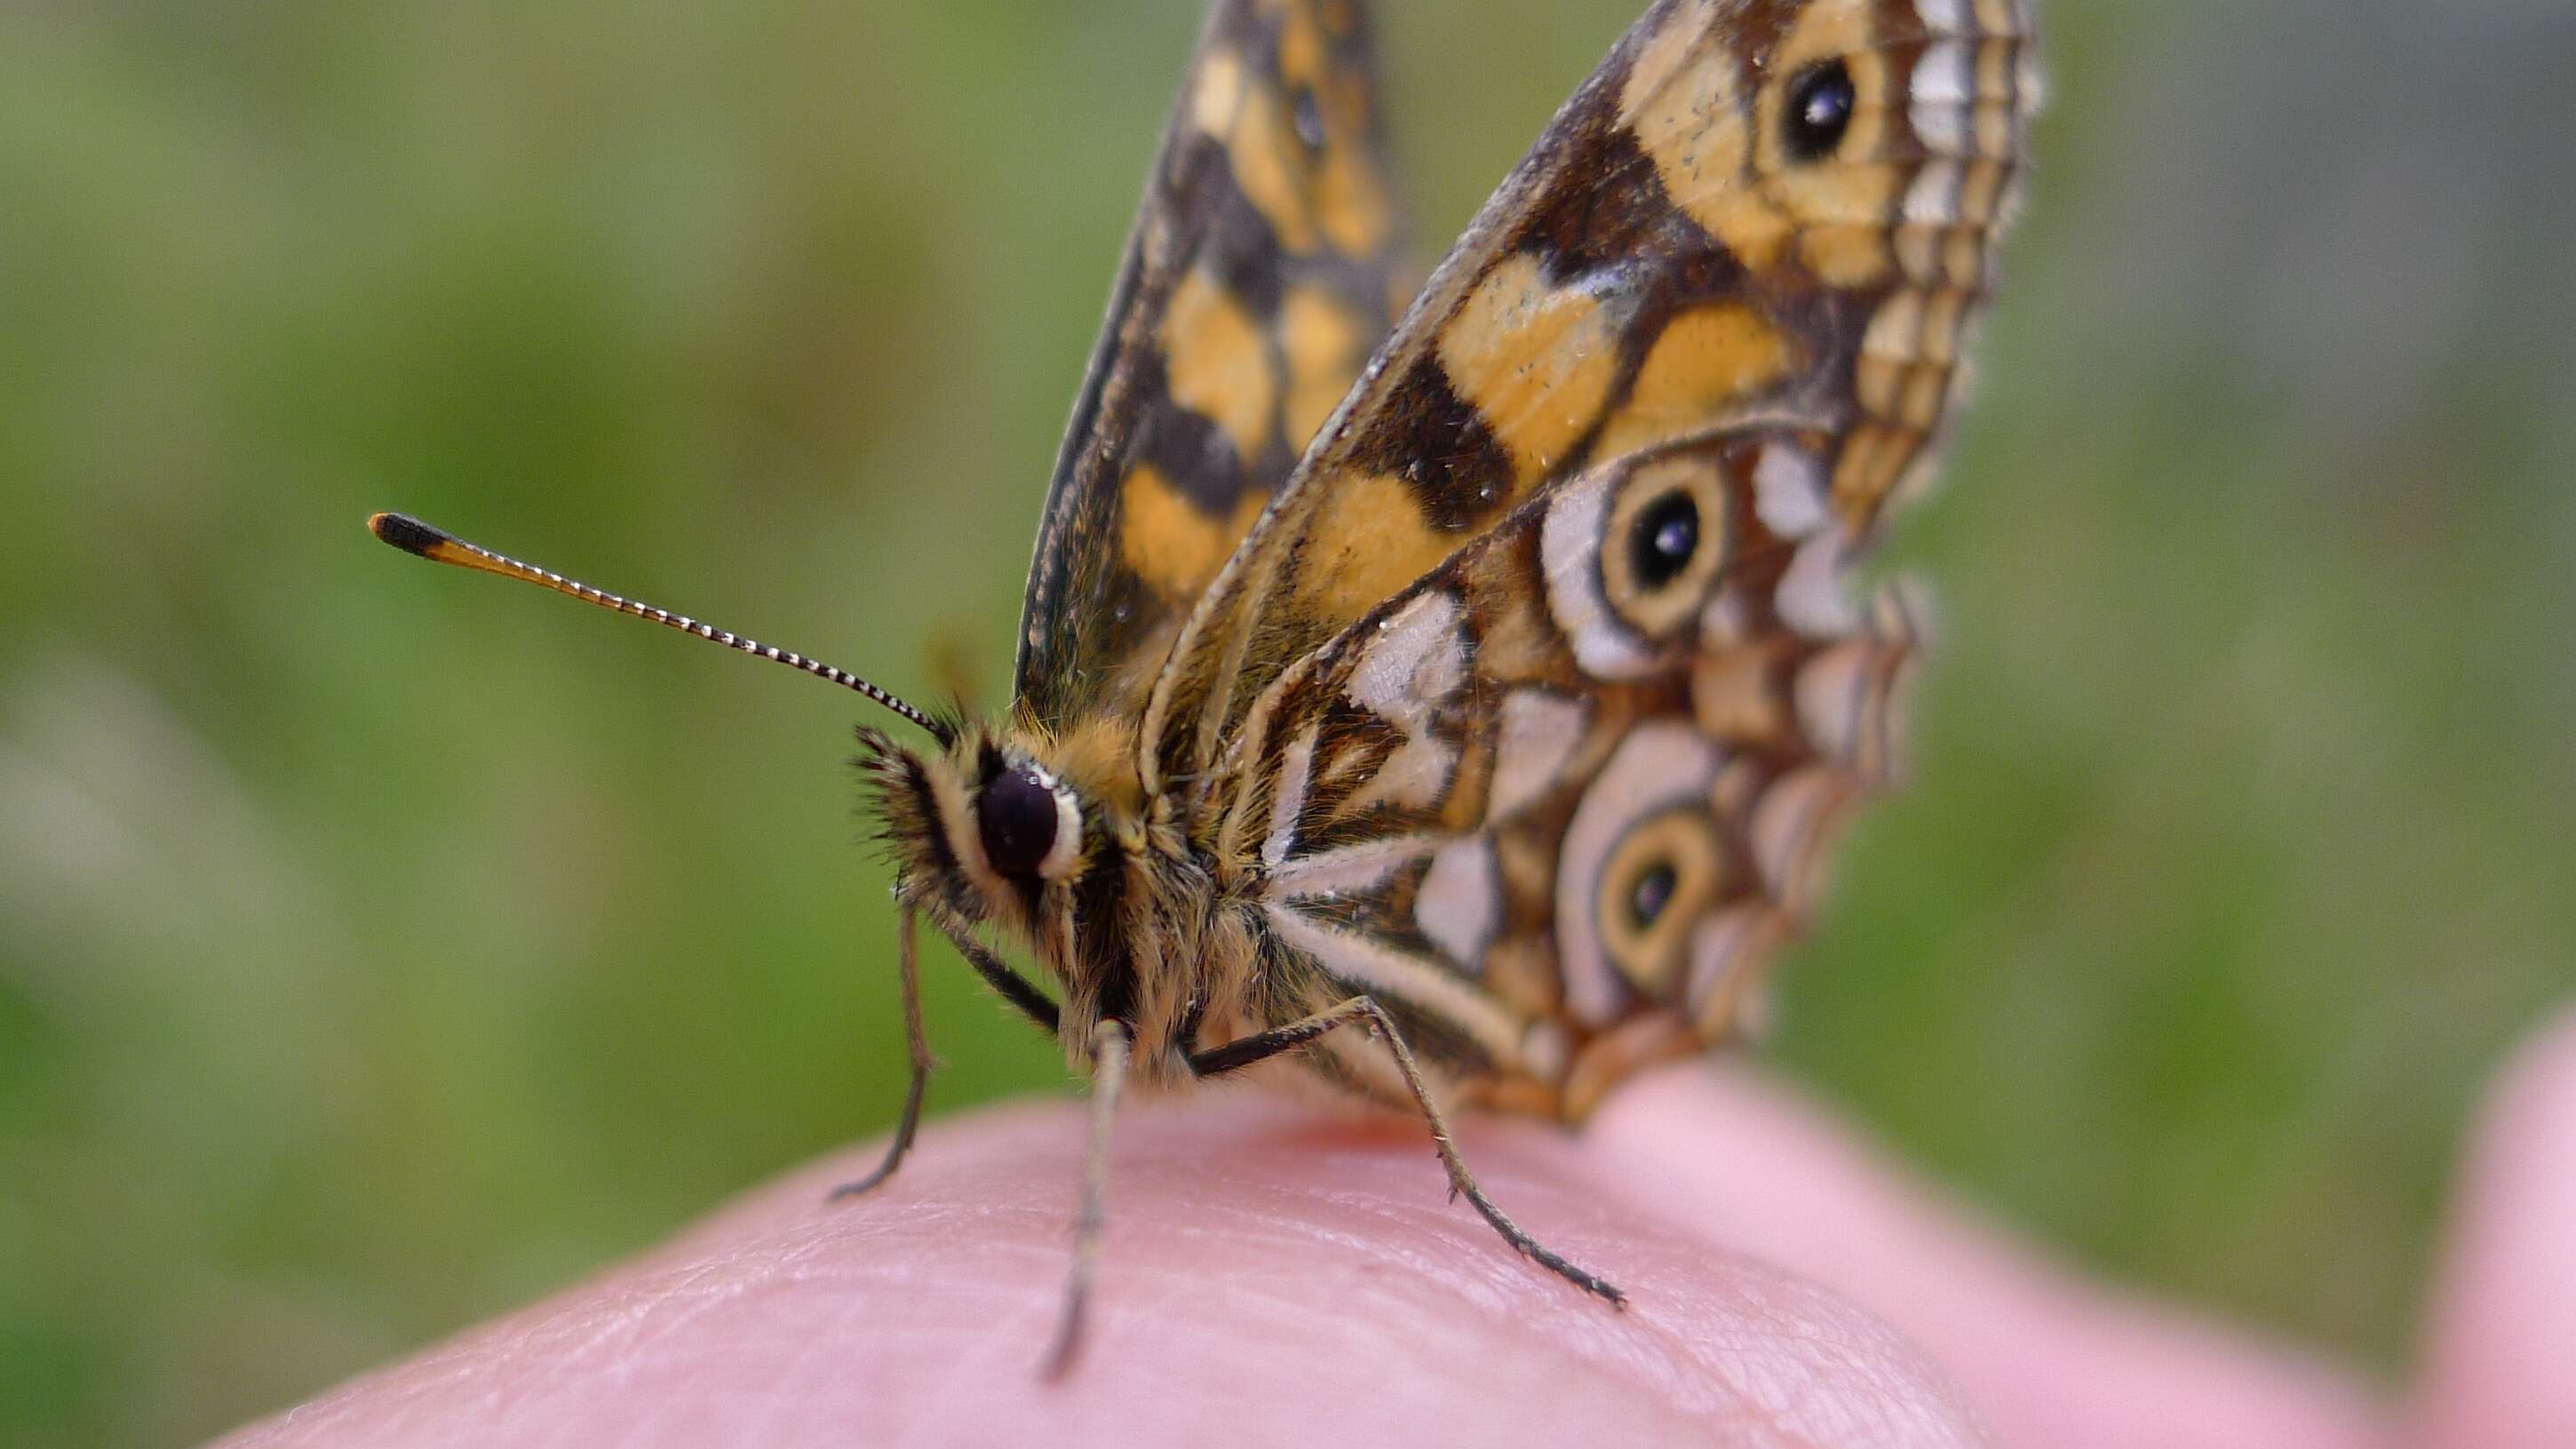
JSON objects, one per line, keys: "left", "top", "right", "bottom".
{"left": 868, "top": 714, "right": 1148, "bottom": 946}
{"left": 863, "top": 724, "right": 1090, "bottom": 925}
{"left": 858, "top": 713, "right": 1217, "bottom": 1076}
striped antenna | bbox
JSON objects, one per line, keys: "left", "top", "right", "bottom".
{"left": 368, "top": 512, "right": 951, "bottom": 744}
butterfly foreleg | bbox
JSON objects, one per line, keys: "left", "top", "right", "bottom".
{"left": 1041, "top": 1017, "right": 1133, "bottom": 1380}
{"left": 1188, "top": 996, "right": 1626, "bottom": 1309}
{"left": 830, "top": 899, "right": 1065, "bottom": 1204}
{"left": 921, "top": 900, "right": 1063, "bottom": 1037}
{"left": 829, "top": 903, "right": 936, "bottom": 1201}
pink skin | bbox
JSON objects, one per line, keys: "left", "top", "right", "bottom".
{"left": 217, "top": 1014, "right": 2576, "bottom": 1448}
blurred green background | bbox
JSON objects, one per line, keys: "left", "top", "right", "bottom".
{"left": 4, "top": 0, "right": 2572, "bottom": 1442}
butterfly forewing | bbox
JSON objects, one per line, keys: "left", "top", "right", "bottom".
{"left": 1141, "top": 0, "right": 2034, "bottom": 795}
{"left": 1014, "top": 0, "right": 1412, "bottom": 729}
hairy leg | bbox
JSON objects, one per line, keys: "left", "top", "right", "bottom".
{"left": 1042, "top": 1019, "right": 1132, "bottom": 1379}
{"left": 828, "top": 904, "right": 934, "bottom": 1201}
{"left": 828, "top": 902, "right": 1065, "bottom": 1204}
{"left": 1190, "top": 995, "right": 1625, "bottom": 1307}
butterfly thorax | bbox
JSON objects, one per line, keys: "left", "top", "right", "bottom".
{"left": 861, "top": 717, "right": 1264, "bottom": 1087}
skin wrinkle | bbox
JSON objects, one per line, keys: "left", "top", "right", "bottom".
{"left": 888, "top": 1296, "right": 1037, "bottom": 1449}
{"left": 1145, "top": 1172, "right": 1544, "bottom": 1308}
{"left": 1149, "top": 1134, "right": 1710, "bottom": 1422}
{"left": 1702, "top": 1286, "right": 1960, "bottom": 1448}
{"left": 1088, "top": 1169, "right": 1870, "bottom": 1445}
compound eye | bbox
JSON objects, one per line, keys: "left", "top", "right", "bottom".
{"left": 976, "top": 766, "right": 1072, "bottom": 880}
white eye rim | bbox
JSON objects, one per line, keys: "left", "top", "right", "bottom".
{"left": 1031, "top": 766, "right": 1084, "bottom": 882}
{"left": 949, "top": 754, "right": 1086, "bottom": 890}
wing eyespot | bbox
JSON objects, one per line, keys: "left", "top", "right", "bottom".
{"left": 1782, "top": 60, "right": 1856, "bottom": 163}
{"left": 1291, "top": 84, "right": 1327, "bottom": 151}
{"left": 1554, "top": 722, "right": 1726, "bottom": 1024}
{"left": 1594, "top": 807, "right": 1737, "bottom": 999}
{"left": 1598, "top": 456, "right": 1734, "bottom": 642}
{"left": 1542, "top": 451, "right": 1737, "bottom": 681}
{"left": 1627, "top": 860, "right": 1679, "bottom": 930}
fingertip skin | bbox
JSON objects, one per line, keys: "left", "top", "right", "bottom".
{"left": 1587, "top": 1062, "right": 2387, "bottom": 1449}
{"left": 211, "top": 1097, "right": 1984, "bottom": 1449}
{"left": 2412, "top": 1011, "right": 2576, "bottom": 1449}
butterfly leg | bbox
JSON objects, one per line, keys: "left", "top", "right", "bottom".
{"left": 1189, "top": 995, "right": 1626, "bottom": 1307}
{"left": 925, "top": 902, "right": 1064, "bottom": 1035}
{"left": 829, "top": 904, "right": 934, "bottom": 1200}
{"left": 830, "top": 901, "right": 1068, "bottom": 1202}
{"left": 1041, "top": 1017, "right": 1133, "bottom": 1380}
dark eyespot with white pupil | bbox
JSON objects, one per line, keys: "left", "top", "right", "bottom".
{"left": 1629, "top": 490, "right": 1700, "bottom": 592}
{"left": 1292, "top": 85, "right": 1326, "bottom": 151}
{"left": 1784, "top": 60, "right": 1856, "bottom": 163}
{"left": 1629, "top": 861, "right": 1679, "bottom": 930}
{"left": 976, "top": 767, "right": 1061, "bottom": 879}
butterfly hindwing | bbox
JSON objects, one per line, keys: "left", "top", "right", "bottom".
{"left": 1143, "top": 0, "right": 2034, "bottom": 792}
{"left": 1215, "top": 430, "right": 1925, "bottom": 1117}
{"left": 1014, "top": 0, "right": 1411, "bottom": 729}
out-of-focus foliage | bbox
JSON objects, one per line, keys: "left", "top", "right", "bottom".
{"left": 2, "top": 1, "right": 2570, "bottom": 1442}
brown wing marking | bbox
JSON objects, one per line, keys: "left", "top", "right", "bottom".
{"left": 1141, "top": 0, "right": 2034, "bottom": 794}
{"left": 1013, "top": 0, "right": 1411, "bottom": 728}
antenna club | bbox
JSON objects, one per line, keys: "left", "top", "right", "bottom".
{"left": 370, "top": 512, "right": 452, "bottom": 558}
{"left": 362, "top": 508, "right": 949, "bottom": 743}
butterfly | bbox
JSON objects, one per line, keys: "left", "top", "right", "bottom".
{"left": 372, "top": 0, "right": 2037, "bottom": 1372}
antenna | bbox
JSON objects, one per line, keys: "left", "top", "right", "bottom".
{"left": 367, "top": 512, "right": 952, "bottom": 744}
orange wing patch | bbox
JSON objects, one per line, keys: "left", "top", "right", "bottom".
{"left": 1014, "top": 0, "right": 1411, "bottom": 730}
{"left": 1292, "top": 470, "right": 1451, "bottom": 625}
{"left": 1162, "top": 267, "right": 1280, "bottom": 466}
{"left": 1280, "top": 284, "right": 1371, "bottom": 445}
{"left": 1120, "top": 464, "right": 1268, "bottom": 602}
{"left": 1596, "top": 303, "right": 1797, "bottom": 458}
{"left": 1436, "top": 255, "right": 1625, "bottom": 490}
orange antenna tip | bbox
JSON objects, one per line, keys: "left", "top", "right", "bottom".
{"left": 369, "top": 511, "right": 452, "bottom": 559}
{"left": 362, "top": 509, "right": 950, "bottom": 743}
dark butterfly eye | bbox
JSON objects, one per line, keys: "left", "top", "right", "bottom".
{"left": 976, "top": 767, "right": 1063, "bottom": 879}
{"left": 1628, "top": 490, "right": 1700, "bottom": 592}
{"left": 1629, "top": 861, "right": 1678, "bottom": 930}
{"left": 1784, "top": 60, "right": 1856, "bottom": 163}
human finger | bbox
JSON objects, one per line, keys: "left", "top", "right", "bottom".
{"left": 2410, "top": 1008, "right": 2576, "bottom": 1449}
{"left": 214, "top": 1092, "right": 1984, "bottom": 1448}
{"left": 1586, "top": 1061, "right": 2388, "bottom": 1449}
